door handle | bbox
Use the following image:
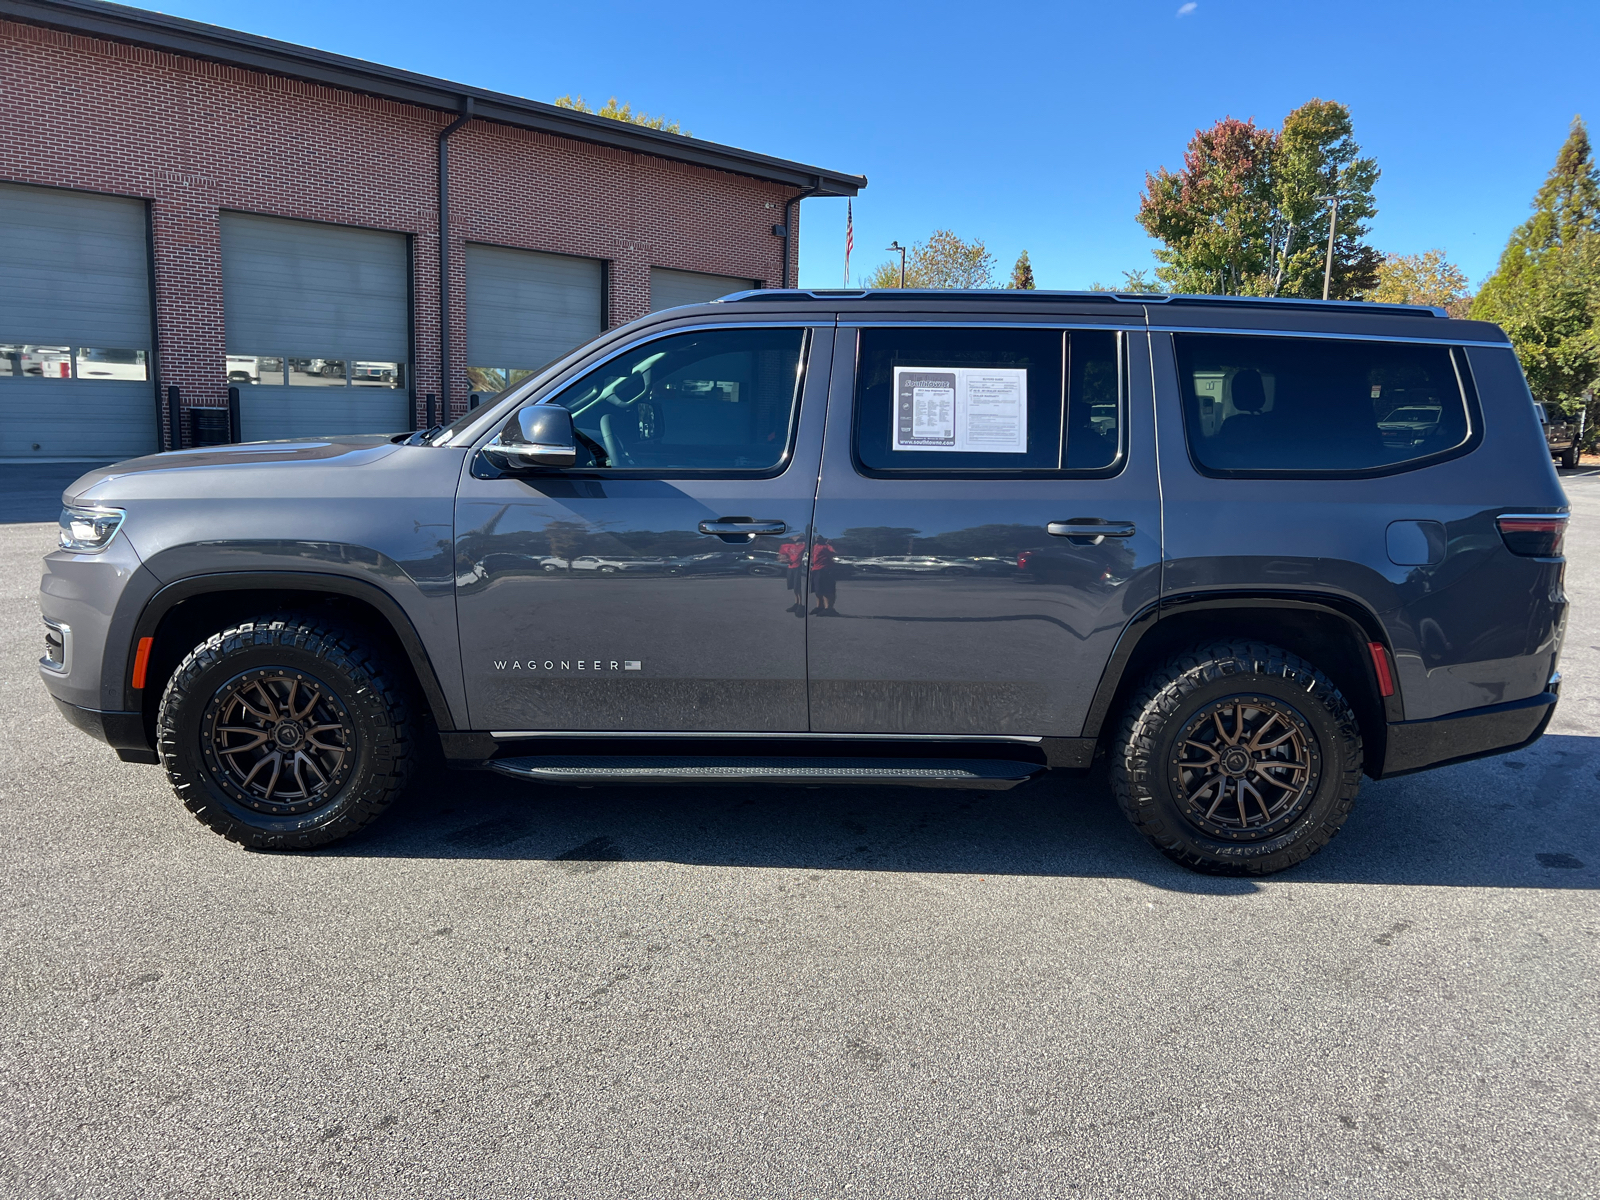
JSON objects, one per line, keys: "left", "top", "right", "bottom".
{"left": 699, "top": 517, "right": 787, "bottom": 541}
{"left": 1047, "top": 519, "right": 1136, "bottom": 545}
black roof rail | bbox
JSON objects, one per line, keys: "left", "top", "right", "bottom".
{"left": 716, "top": 288, "right": 1448, "bottom": 318}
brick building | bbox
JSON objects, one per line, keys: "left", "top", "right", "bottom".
{"left": 0, "top": 0, "right": 863, "bottom": 460}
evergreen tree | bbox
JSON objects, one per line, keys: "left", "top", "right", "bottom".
{"left": 1472, "top": 117, "right": 1600, "bottom": 438}
{"left": 1007, "top": 250, "right": 1036, "bottom": 289}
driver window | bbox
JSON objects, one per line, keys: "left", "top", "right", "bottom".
{"left": 544, "top": 327, "right": 806, "bottom": 471}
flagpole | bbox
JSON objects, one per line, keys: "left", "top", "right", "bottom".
{"left": 844, "top": 201, "right": 853, "bottom": 287}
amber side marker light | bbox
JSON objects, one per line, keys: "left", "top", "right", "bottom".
{"left": 1497, "top": 514, "right": 1568, "bottom": 558}
{"left": 1367, "top": 642, "right": 1396, "bottom": 698}
{"left": 131, "top": 637, "right": 153, "bottom": 689}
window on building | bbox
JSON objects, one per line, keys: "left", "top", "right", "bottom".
{"left": 1, "top": 345, "right": 73, "bottom": 378}
{"left": 542, "top": 327, "right": 806, "bottom": 472}
{"left": 1174, "top": 334, "right": 1475, "bottom": 475}
{"left": 852, "top": 327, "right": 1122, "bottom": 473}
{"left": 226, "top": 355, "right": 285, "bottom": 386}
{"left": 74, "top": 348, "right": 149, "bottom": 381}
{"left": 351, "top": 361, "right": 405, "bottom": 389}
{"left": 287, "top": 358, "right": 348, "bottom": 386}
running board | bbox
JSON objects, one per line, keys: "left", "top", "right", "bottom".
{"left": 488, "top": 755, "right": 1044, "bottom": 790}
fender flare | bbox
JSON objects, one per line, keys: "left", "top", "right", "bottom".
{"left": 1079, "top": 589, "right": 1402, "bottom": 742}
{"left": 123, "top": 570, "right": 457, "bottom": 731}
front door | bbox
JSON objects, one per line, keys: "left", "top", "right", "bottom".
{"left": 455, "top": 322, "right": 832, "bottom": 733}
{"left": 807, "top": 322, "right": 1161, "bottom": 736}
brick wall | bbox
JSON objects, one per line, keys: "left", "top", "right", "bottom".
{"left": 0, "top": 17, "right": 803, "bottom": 440}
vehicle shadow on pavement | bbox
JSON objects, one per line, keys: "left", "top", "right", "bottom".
{"left": 321, "top": 732, "right": 1600, "bottom": 894}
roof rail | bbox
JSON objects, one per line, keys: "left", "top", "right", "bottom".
{"left": 716, "top": 288, "right": 1448, "bottom": 317}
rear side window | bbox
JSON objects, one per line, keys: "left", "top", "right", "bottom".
{"left": 1174, "top": 334, "right": 1476, "bottom": 476}
{"left": 853, "top": 327, "right": 1123, "bottom": 474}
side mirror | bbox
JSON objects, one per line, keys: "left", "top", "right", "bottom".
{"left": 485, "top": 404, "right": 578, "bottom": 469}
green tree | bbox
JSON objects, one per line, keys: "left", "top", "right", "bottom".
{"left": 866, "top": 230, "right": 996, "bottom": 288}
{"left": 1372, "top": 249, "right": 1472, "bottom": 316}
{"left": 1136, "top": 100, "right": 1381, "bottom": 298}
{"left": 554, "top": 94, "right": 687, "bottom": 135}
{"left": 1007, "top": 250, "right": 1036, "bottom": 289}
{"left": 1088, "top": 269, "right": 1162, "bottom": 293}
{"left": 1472, "top": 117, "right": 1600, "bottom": 439}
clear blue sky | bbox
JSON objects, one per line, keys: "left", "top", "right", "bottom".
{"left": 143, "top": 0, "right": 1599, "bottom": 291}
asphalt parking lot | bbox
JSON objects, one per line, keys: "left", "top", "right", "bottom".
{"left": 1, "top": 464, "right": 1595, "bottom": 1199}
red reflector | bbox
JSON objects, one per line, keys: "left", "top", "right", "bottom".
{"left": 1496, "top": 514, "right": 1567, "bottom": 557}
{"left": 1368, "top": 641, "right": 1395, "bottom": 698}
{"left": 131, "top": 636, "right": 153, "bottom": 689}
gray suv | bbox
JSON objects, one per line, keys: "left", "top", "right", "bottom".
{"left": 39, "top": 291, "right": 1569, "bottom": 875}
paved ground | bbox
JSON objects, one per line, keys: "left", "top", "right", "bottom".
{"left": 1, "top": 464, "right": 1595, "bottom": 1199}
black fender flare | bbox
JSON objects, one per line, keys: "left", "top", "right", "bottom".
{"left": 123, "top": 571, "right": 457, "bottom": 731}
{"left": 1079, "top": 589, "right": 1403, "bottom": 743}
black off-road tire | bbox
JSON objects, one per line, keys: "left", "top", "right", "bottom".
{"left": 1560, "top": 447, "right": 1579, "bottom": 469}
{"left": 1112, "top": 641, "right": 1363, "bottom": 876}
{"left": 157, "top": 617, "right": 414, "bottom": 850}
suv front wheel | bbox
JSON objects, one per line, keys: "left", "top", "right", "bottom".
{"left": 157, "top": 617, "right": 414, "bottom": 849}
{"left": 1113, "top": 641, "right": 1363, "bottom": 876}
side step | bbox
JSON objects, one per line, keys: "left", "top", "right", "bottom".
{"left": 489, "top": 755, "right": 1045, "bottom": 790}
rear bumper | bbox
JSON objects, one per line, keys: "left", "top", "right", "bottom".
{"left": 50, "top": 696, "right": 157, "bottom": 762}
{"left": 1379, "top": 689, "right": 1558, "bottom": 779}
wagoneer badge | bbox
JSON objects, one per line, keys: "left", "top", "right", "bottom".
{"left": 493, "top": 659, "right": 642, "bottom": 671}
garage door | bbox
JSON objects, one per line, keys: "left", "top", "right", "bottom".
{"left": 0, "top": 182, "right": 155, "bottom": 462}
{"left": 220, "top": 212, "right": 410, "bottom": 441}
{"left": 649, "top": 267, "right": 758, "bottom": 312}
{"left": 465, "top": 244, "right": 604, "bottom": 396}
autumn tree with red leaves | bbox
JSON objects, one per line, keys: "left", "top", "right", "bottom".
{"left": 1137, "top": 100, "right": 1381, "bottom": 299}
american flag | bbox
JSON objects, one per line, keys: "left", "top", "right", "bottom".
{"left": 844, "top": 201, "right": 853, "bottom": 286}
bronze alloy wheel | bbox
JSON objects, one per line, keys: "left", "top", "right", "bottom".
{"left": 1168, "top": 694, "right": 1321, "bottom": 841}
{"left": 200, "top": 668, "right": 356, "bottom": 815}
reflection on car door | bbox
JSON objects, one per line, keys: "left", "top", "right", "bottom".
{"left": 807, "top": 322, "right": 1161, "bottom": 736}
{"left": 454, "top": 323, "right": 833, "bottom": 732}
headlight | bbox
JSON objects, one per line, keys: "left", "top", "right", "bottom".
{"left": 58, "top": 505, "right": 126, "bottom": 553}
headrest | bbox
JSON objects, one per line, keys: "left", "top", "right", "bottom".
{"left": 1230, "top": 370, "right": 1267, "bottom": 413}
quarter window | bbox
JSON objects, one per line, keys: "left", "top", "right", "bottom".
{"left": 852, "top": 327, "right": 1122, "bottom": 473}
{"left": 543, "top": 327, "right": 806, "bottom": 472}
{"left": 1175, "top": 334, "right": 1475, "bottom": 475}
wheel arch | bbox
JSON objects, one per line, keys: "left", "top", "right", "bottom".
{"left": 1084, "top": 591, "right": 1401, "bottom": 778}
{"left": 124, "top": 572, "right": 457, "bottom": 750}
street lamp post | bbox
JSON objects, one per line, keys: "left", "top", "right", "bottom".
{"left": 1322, "top": 194, "right": 1341, "bottom": 301}
{"left": 886, "top": 241, "right": 907, "bottom": 289}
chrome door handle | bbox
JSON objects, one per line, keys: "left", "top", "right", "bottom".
{"left": 699, "top": 518, "right": 787, "bottom": 541}
{"left": 1047, "top": 520, "right": 1136, "bottom": 544}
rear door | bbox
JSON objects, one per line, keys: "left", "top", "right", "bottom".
{"left": 807, "top": 320, "right": 1161, "bottom": 736}
{"left": 455, "top": 320, "right": 832, "bottom": 733}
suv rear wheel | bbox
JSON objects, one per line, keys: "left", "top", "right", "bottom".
{"left": 1112, "top": 641, "right": 1363, "bottom": 876}
{"left": 157, "top": 617, "right": 414, "bottom": 849}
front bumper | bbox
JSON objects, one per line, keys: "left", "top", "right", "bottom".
{"left": 50, "top": 696, "right": 158, "bottom": 763}
{"left": 1378, "top": 688, "right": 1558, "bottom": 779}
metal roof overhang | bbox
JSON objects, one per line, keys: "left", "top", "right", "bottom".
{"left": 2, "top": 0, "right": 866, "bottom": 196}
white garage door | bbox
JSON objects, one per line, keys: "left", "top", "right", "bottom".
{"left": 221, "top": 212, "right": 410, "bottom": 441}
{"left": 649, "top": 267, "right": 758, "bottom": 312}
{"left": 0, "top": 182, "right": 156, "bottom": 462}
{"left": 465, "top": 244, "right": 604, "bottom": 396}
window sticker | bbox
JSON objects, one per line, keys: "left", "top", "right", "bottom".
{"left": 892, "top": 366, "right": 1027, "bottom": 453}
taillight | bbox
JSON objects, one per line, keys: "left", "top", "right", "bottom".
{"left": 1496, "top": 514, "right": 1568, "bottom": 557}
